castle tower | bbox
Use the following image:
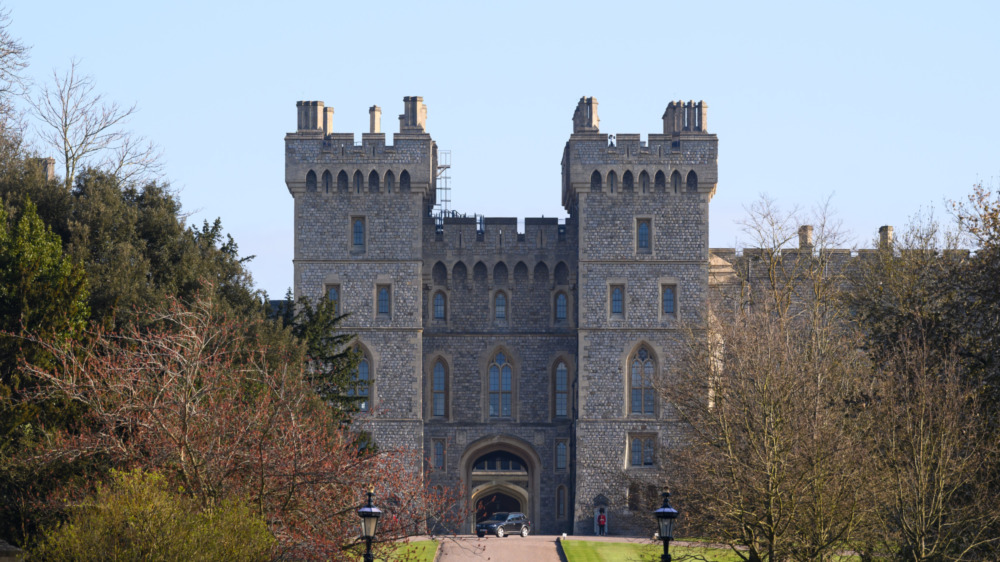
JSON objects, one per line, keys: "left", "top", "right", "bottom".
{"left": 561, "top": 97, "right": 718, "bottom": 534}
{"left": 285, "top": 97, "right": 438, "bottom": 456}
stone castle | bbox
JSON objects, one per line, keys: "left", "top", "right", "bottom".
{"left": 284, "top": 96, "right": 719, "bottom": 535}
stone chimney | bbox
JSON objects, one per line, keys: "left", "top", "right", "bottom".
{"left": 878, "top": 225, "right": 894, "bottom": 249}
{"left": 572, "top": 97, "right": 599, "bottom": 133}
{"left": 369, "top": 105, "right": 381, "bottom": 133}
{"left": 798, "top": 225, "right": 814, "bottom": 249}
{"left": 399, "top": 96, "right": 427, "bottom": 132}
{"left": 296, "top": 101, "right": 325, "bottom": 132}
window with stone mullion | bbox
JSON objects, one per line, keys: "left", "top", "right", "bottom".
{"left": 433, "top": 361, "right": 446, "bottom": 417}
{"left": 488, "top": 353, "right": 513, "bottom": 417}
{"left": 555, "top": 363, "right": 568, "bottom": 417}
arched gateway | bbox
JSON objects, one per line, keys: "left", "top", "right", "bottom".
{"left": 460, "top": 436, "right": 541, "bottom": 534}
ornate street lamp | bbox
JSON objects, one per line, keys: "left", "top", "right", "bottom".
{"left": 357, "top": 487, "right": 382, "bottom": 562}
{"left": 653, "top": 489, "right": 679, "bottom": 562}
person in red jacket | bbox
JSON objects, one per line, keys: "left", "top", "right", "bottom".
{"left": 597, "top": 509, "right": 607, "bottom": 536}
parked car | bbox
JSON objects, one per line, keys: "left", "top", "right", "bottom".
{"left": 476, "top": 512, "right": 531, "bottom": 537}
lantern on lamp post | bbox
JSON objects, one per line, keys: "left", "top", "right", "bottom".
{"left": 357, "top": 488, "right": 382, "bottom": 562}
{"left": 653, "top": 489, "right": 679, "bottom": 562}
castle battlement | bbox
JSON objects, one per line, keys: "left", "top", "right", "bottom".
{"left": 424, "top": 216, "right": 575, "bottom": 255}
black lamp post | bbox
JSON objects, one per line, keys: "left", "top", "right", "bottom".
{"left": 357, "top": 487, "right": 382, "bottom": 562}
{"left": 653, "top": 489, "right": 679, "bottom": 562}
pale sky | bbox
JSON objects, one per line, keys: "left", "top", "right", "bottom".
{"left": 8, "top": 0, "right": 999, "bottom": 297}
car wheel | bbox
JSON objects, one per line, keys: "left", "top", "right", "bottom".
{"left": 520, "top": 526, "right": 529, "bottom": 537}
{"left": 496, "top": 527, "right": 504, "bottom": 538}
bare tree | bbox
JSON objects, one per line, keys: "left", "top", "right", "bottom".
{"left": 29, "top": 59, "right": 161, "bottom": 188}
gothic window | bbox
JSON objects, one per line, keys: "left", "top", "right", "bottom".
{"left": 353, "top": 170, "right": 363, "bottom": 193}
{"left": 494, "top": 291, "right": 507, "bottom": 320}
{"left": 305, "top": 170, "right": 317, "bottom": 192}
{"left": 472, "top": 451, "right": 524, "bottom": 471}
{"left": 433, "top": 440, "right": 445, "bottom": 469}
{"left": 352, "top": 217, "right": 365, "bottom": 251}
{"left": 400, "top": 170, "right": 411, "bottom": 191}
{"left": 337, "top": 170, "right": 349, "bottom": 192}
{"left": 637, "top": 219, "right": 651, "bottom": 253}
{"left": 687, "top": 170, "right": 698, "bottom": 191}
{"left": 639, "top": 171, "right": 650, "bottom": 193}
{"left": 630, "top": 348, "right": 656, "bottom": 416}
{"left": 554, "top": 361, "right": 569, "bottom": 417}
{"left": 654, "top": 170, "right": 666, "bottom": 191}
{"left": 662, "top": 285, "right": 677, "bottom": 315}
{"left": 555, "top": 440, "right": 568, "bottom": 470}
{"left": 368, "top": 170, "right": 380, "bottom": 192}
{"left": 377, "top": 285, "right": 391, "bottom": 317}
{"left": 622, "top": 170, "right": 634, "bottom": 191}
{"left": 610, "top": 285, "right": 624, "bottom": 317}
{"left": 590, "top": 170, "right": 602, "bottom": 190}
{"left": 433, "top": 360, "right": 447, "bottom": 418}
{"left": 349, "top": 353, "right": 371, "bottom": 412}
{"left": 630, "top": 437, "right": 656, "bottom": 467}
{"left": 671, "top": 170, "right": 682, "bottom": 194}
{"left": 608, "top": 170, "right": 617, "bottom": 192}
{"left": 433, "top": 291, "right": 446, "bottom": 320}
{"left": 488, "top": 351, "right": 513, "bottom": 418}
{"left": 326, "top": 284, "right": 340, "bottom": 316}
{"left": 555, "top": 292, "right": 568, "bottom": 321}
{"left": 322, "top": 170, "right": 332, "bottom": 193}
{"left": 385, "top": 170, "right": 394, "bottom": 192}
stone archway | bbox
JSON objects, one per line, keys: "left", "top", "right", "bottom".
{"left": 460, "top": 435, "right": 541, "bottom": 534}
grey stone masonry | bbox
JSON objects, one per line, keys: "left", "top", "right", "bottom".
{"left": 285, "top": 96, "right": 718, "bottom": 537}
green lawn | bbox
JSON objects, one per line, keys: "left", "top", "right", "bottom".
{"left": 560, "top": 540, "right": 744, "bottom": 562}
{"left": 382, "top": 539, "right": 437, "bottom": 562}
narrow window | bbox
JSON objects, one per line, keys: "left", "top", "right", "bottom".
{"left": 590, "top": 170, "right": 602, "bottom": 190}
{"left": 385, "top": 170, "right": 394, "bottom": 192}
{"left": 305, "top": 170, "right": 317, "bottom": 192}
{"left": 433, "top": 440, "right": 445, "bottom": 470}
{"left": 687, "top": 170, "right": 698, "bottom": 191}
{"left": 400, "top": 170, "right": 411, "bottom": 191}
{"left": 368, "top": 170, "right": 380, "bottom": 192}
{"left": 654, "top": 170, "right": 666, "bottom": 191}
{"left": 630, "top": 348, "right": 655, "bottom": 415}
{"left": 349, "top": 355, "right": 370, "bottom": 412}
{"left": 637, "top": 219, "right": 651, "bottom": 253}
{"left": 557, "top": 487, "right": 567, "bottom": 519}
{"left": 352, "top": 217, "right": 365, "bottom": 251}
{"left": 556, "top": 441, "right": 568, "bottom": 470}
{"left": 608, "top": 170, "right": 617, "bottom": 192}
{"left": 326, "top": 284, "right": 340, "bottom": 316}
{"left": 555, "top": 292, "right": 568, "bottom": 321}
{"left": 629, "top": 438, "right": 656, "bottom": 467}
{"left": 662, "top": 285, "right": 676, "bottom": 315}
{"left": 353, "top": 170, "right": 363, "bottom": 193}
{"left": 555, "top": 362, "right": 568, "bottom": 417}
{"left": 631, "top": 438, "right": 642, "bottom": 466}
{"left": 433, "top": 361, "right": 446, "bottom": 417}
{"left": 337, "top": 170, "right": 349, "bottom": 191}
{"left": 377, "top": 285, "right": 391, "bottom": 317}
{"left": 495, "top": 292, "right": 507, "bottom": 320}
{"left": 433, "top": 292, "right": 446, "bottom": 320}
{"left": 488, "top": 352, "right": 513, "bottom": 417}
{"left": 611, "top": 285, "right": 624, "bottom": 316}
{"left": 643, "top": 438, "right": 655, "bottom": 466}
{"left": 322, "top": 170, "right": 332, "bottom": 193}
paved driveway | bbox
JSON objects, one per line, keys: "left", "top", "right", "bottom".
{"left": 436, "top": 534, "right": 562, "bottom": 561}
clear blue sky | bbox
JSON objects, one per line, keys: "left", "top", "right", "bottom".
{"left": 8, "top": 0, "right": 999, "bottom": 297}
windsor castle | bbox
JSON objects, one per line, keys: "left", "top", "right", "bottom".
{"left": 285, "top": 96, "right": 719, "bottom": 535}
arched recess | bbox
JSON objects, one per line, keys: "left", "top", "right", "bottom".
{"left": 590, "top": 170, "right": 602, "bottom": 191}
{"left": 654, "top": 170, "right": 666, "bottom": 192}
{"left": 493, "top": 262, "right": 508, "bottom": 286}
{"left": 400, "top": 170, "right": 411, "bottom": 191}
{"left": 322, "top": 170, "right": 332, "bottom": 193}
{"left": 554, "top": 261, "right": 570, "bottom": 285}
{"left": 337, "top": 170, "right": 349, "bottom": 192}
{"left": 353, "top": 170, "right": 364, "bottom": 193}
{"left": 513, "top": 261, "right": 529, "bottom": 284}
{"left": 622, "top": 170, "right": 634, "bottom": 191}
{"left": 305, "top": 170, "right": 317, "bottom": 192}
{"left": 670, "top": 170, "right": 682, "bottom": 194}
{"left": 432, "top": 261, "right": 448, "bottom": 285}
{"left": 384, "top": 170, "right": 395, "bottom": 193}
{"left": 368, "top": 170, "right": 380, "bottom": 193}
{"left": 638, "top": 171, "right": 650, "bottom": 193}
{"left": 607, "top": 170, "right": 617, "bottom": 192}
{"left": 533, "top": 262, "right": 550, "bottom": 286}
{"left": 473, "top": 262, "right": 488, "bottom": 285}
{"left": 453, "top": 261, "right": 468, "bottom": 288}
{"left": 460, "top": 434, "right": 542, "bottom": 533}
{"left": 686, "top": 170, "right": 698, "bottom": 191}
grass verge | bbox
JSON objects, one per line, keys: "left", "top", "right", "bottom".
{"left": 560, "top": 539, "right": 744, "bottom": 562}
{"left": 382, "top": 539, "right": 437, "bottom": 562}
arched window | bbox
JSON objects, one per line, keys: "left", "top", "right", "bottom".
{"left": 327, "top": 285, "right": 340, "bottom": 316}
{"left": 622, "top": 170, "right": 634, "bottom": 191}
{"left": 671, "top": 170, "right": 682, "bottom": 194}
{"left": 385, "top": 170, "right": 395, "bottom": 193}
{"left": 590, "top": 170, "right": 602, "bottom": 190}
{"left": 686, "top": 170, "right": 698, "bottom": 191}
{"left": 400, "top": 170, "right": 411, "bottom": 191}
{"left": 654, "top": 171, "right": 666, "bottom": 191}
{"left": 554, "top": 361, "right": 569, "bottom": 417}
{"left": 377, "top": 286, "right": 390, "bottom": 316}
{"left": 337, "top": 170, "right": 349, "bottom": 192}
{"left": 433, "top": 360, "right": 447, "bottom": 417}
{"left": 608, "top": 170, "right": 617, "bottom": 192}
{"left": 630, "top": 348, "right": 656, "bottom": 415}
{"left": 433, "top": 292, "right": 446, "bottom": 320}
{"left": 352, "top": 218, "right": 365, "bottom": 248}
{"left": 488, "top": 351, "right": 513, "bottom": 417}
{"left": 639, "top": 171, "right": 650, "bottom": 193}
{"left": 494, "top": 292, "right": 507, "bottom": 320}
{"left": 305, "top": 170, "right": 317, "bottom": 192}
{"left": 353, "top": 170, "right": 363, "bottom": 193}
{"left": 322, "top": 170, "right": 332, "bottom": 193}
{"left": 555, "top": 292, "right": 568, "bottom": 321}
{"left": 611, "top": 286, "right": 624, "bottom": 315}
{"left": 349, "top": 353, "right": 371, "bottom": 412}
{"left": 368, "top": 170, "right": 380, "bottom": 192}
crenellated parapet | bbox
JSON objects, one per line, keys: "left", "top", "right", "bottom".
{"left": 285, "top": 97, "right": 438, "bottom": 205}
{"left": 424, "top": 216, "right": 576, "bottom": 256}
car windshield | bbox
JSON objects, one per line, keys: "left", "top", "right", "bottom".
{"left": 487, "top": 512, "right": 509, "bottom": 522}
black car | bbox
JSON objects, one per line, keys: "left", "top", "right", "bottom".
{"left": 475, "top": 512, "right": 531, "bottom": 537}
